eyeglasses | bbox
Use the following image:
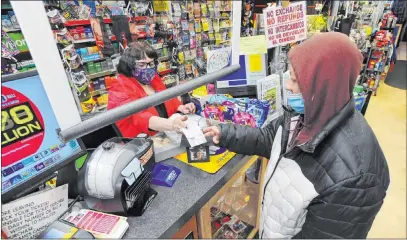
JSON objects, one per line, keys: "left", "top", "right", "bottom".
{"left": 135, "top": 60, "right": 157, "bottom": 69}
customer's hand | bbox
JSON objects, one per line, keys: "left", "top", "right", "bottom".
{"left": 177, "top": 103, "right": 196, "bottom": 114}
{"left": 203, "top": 126, "right": 221, "bottom": 144}
{"left": 171, "top": 115, "right": 188, "bottom": 131}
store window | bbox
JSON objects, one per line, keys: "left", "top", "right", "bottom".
{"left": 42, "top": 0, "right": 234, "bottom": 116}
{"left": 1, "top": 1, "right": 36, "bottom": 76}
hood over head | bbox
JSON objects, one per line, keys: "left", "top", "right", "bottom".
{"left": 288, "top": 32, "right": 363, "bottom": 145}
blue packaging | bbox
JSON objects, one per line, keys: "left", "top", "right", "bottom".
{"left": 209, "top": 94, "right": 230, "bottom": 104}
{"left": 151, "top": 163, "right": 181, "bottom": 188}
{"left": 221, "top": 100, "right": 238, "bottom": 123}
{"left": 246, "top": 99, "right": 270, "bottom": 128}
{"left": 232, "top": 97, "right": 249, "bottom": 112}
{"left": 84, "top": 27, "right": 94, "bottom": 39}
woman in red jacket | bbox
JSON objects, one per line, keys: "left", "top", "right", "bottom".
{"left": 107, "top": 41, "right": 195, "bottom": 138}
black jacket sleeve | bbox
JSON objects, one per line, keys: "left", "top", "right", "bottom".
{"left": 217, "top": 117, "right": 282, "bottom": 158}
{"left": 292, "top": 174, "right": 387, "bottom": 239}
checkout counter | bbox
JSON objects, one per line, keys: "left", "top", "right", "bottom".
{"left": 123, "top": 153, "right": 266, "bottom": 239}
{"left": 56, "top": 65, "right": 267, "bottom": 239}
{"left": 75, "top": 123, "right": 266, "bottom": 239}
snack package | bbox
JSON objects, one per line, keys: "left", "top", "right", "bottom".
{"left": 55, "top": 28, "right": 74, "bottom": 46}
{"left": 232, "top": 98, "right": 249, "bottom": 112}
{"left": 246, "top": 99, "right": 270, "bottom": 128}
{"left": 2, "top": 15, "right": 13, "bottom": 29}
{"left": 221, "top": 101, "right": 238, "bottom": 123}
{"left": 228, "top": 218, "right": 247, "bottom": 234}
{"left": 193, "top": 2, "right": 201, "bottom": 17}
{"left": 204, "top": 104, "right": 224, "bottom": 122}
{"left": 208, "top": 94, "right": 232, "bottom": 104}
{"left": 234, "top": 111, "right": 256, "bottom": 127}
{"left": 195, "top": 19, "right": 202, "bottom": 33}
{"left": 190, "top": 98, "right": 203, "bottom": 115}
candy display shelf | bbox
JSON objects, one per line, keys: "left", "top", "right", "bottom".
{"left": 73, "top": 38, "right": 96, "bottom": 44}
{"left": 87, "top": 69, "right": 116, "bottom": 80}
{"left": 63, "top": 16, "right": 148, "bottom": 27}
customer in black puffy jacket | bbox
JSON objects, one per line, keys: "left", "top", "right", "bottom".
{"left": 203, "top": 32, "right": 390, "bottom": 239}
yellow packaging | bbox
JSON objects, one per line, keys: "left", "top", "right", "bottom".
{"left": 178, "top": 52, "right": 185, "bottom": 64}
{"left": 97, "top": 93, "right": 108, "bottom": 106}
{"left": 81, "top": 98, "right": 96, "bottom": 113}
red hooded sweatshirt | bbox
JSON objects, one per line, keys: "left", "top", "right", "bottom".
{"left": 107, "top": 74, "right": 182, "bottom": 137}
{"left": 288, "top": 32, "right": 363, "bottom": 144}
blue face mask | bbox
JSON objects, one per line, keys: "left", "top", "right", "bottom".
{"left": 286, "top": 91, "right": 305, "bottom": 114}
{"left": 132, "top": 67, "right": 156, "bottom": 85}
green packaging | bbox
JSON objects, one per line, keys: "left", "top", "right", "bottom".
{"left": 95, "top": 62, "right": 102, "bottom": 73}
{"left": 87, "top": 62, "right": 96, "bottom": 74}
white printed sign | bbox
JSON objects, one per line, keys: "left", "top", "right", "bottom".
{"left": 207, "top": 47, "right": 231, "bottom": 74}
{"left": 263, "top": 1, "right": 307, "bottom": 48}
{"left": 1, "top": 184, "right": 68, "bottom": 239}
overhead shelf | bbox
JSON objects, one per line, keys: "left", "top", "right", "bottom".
{"left": 4, "top": 27, "right": 21, "bottom": 33}
{"left": 64, "top": 16, "right": 148, "bottom": 27}
{"left": 73, "top": 38, "right": 96, "bottom": 44}
{"left": 82, "top": 57, "right": 104, "bottom": 63}
{"left": 87, "top": 69, "right": 116, "bottom": 79}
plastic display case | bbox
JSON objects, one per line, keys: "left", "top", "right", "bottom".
{"left": 197, "top": 156, "right": 266, "bottom": 239}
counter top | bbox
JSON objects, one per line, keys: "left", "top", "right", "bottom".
{"left": 123, "top": 154, "right": 250, "bottom": 239}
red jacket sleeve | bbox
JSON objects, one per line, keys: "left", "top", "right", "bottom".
{"left": 167, "top": 97, "right": 182, "bottom": 117}
{"left": 150, "top": 74, "right": 182, "bottom": 117}
{"left": 132, "top": 111, "right": 155, "bottom": 135}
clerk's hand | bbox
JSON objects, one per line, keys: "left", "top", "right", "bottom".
{"left": 177, "top": 103, "right": 196, "bottom": 114}
{"left": 171, "top": 115, "right": 188, "bottom": 131}
{"left": 203, "top": 126, "right": 221, "bottom": 144}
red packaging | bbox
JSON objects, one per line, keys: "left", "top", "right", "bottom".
{"left": 70, "top": 28, "right": 80, "bottom": 40}
{"left": 77, "top": 26, "right": 86, "bottom": 39}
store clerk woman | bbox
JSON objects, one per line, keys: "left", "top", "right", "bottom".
{"left": 107, "top": 41, "right": 195, "bottom": 137}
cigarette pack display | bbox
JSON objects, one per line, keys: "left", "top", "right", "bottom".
{"left": 210, "top": 207, "right": 254, "bottom": 239}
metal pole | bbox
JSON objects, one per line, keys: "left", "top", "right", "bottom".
{"left": 58, "top": 65, "right": 240, "bottom": 142}
{"left": 274, "top": 0, "right": 286, "bottom": 107}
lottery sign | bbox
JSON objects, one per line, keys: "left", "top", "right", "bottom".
{"left": 1, "top": 86, "right": 45, "bottom": 167}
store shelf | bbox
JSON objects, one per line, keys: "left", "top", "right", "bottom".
{"left": 1, "top": 3, "right": 12, "bottom": 10}
{"left": 73, "top": 38, "right": 95, "bottom": 44}
{"left": 4, "top": 27, "right": 21, "bottom": 32}
{"left": 158, "top": 56, "right": 171, "bottom": 61}
{"left": 64, "top": 16, "right": 149, "bottom": 27}
{"left": 90, "top": 89, "right": 108, "bottom": 97}
{"left": 372, "top": 46, "right": 390, "bottom": 51}
{"left": 366, "top": 68, "right": 384, "bottom": 72}
{"left": 1, "top": 69, "right": 38, "bottom": 83}
{"left": 82, "top": 57, "right": 104, "bottom": 63}
{"left": 87, "top": 69, "right": 116, "bottom": 79}
{"left": 158, "top": 69, "right": 173, "bottom": 75}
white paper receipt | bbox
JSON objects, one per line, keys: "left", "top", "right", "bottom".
{"left": 181, "top": 121, "right": 207, "bottom": 147}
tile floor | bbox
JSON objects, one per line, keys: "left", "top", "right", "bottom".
{"left": 366, "top": 41, "right": 407, "bottom": 238}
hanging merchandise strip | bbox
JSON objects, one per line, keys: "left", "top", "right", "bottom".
{"left": 43, "top": 0, "right": 234, "bottom": 116}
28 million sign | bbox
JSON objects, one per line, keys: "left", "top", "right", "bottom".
{"left": 263, "top": 1, "right": 307, "bottom": 48}
{"left": 1, "top": 86, "right": 45, "bottom": 167}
